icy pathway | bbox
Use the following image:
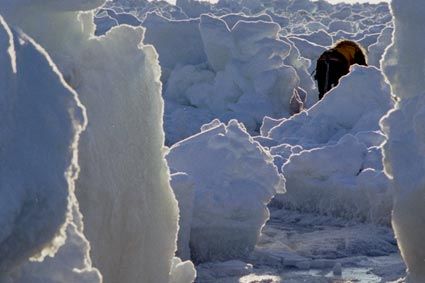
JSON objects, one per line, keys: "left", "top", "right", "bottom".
{"left": 196, "top": 208, "right": 405, "bottom": 283}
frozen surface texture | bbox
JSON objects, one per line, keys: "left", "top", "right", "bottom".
{"left": 0, "top": 0, "right": 403, "bottom": 282}
{"left": 381, "top": 0, "right": 425, "bottom": 282}
{"left": 105, "top": 0, "right": 397, "bottom": 279}
{"left": 171, "top": 172, "right": 195, "bottom": 261}
{"left": 267, "top": 66, "right": 394, "bottom": 224}
{"left": 7, "top": 205, "right": 102, "bottom": 283}
{"left": 143, "top": 13, "right": 206, "bottom": 81}
{"left": 170, "top": 257, "right": 197, "bottom": 283}
{"left": 0, "top": 15, "right": 98, "bottom": 281}
{"left": 0, "top": 2, "right": 195, "bottom": 283}
{"left": 167, "top": 120, "right": 284, "bottom": 263}
{"left": 102, "top": 0, "right": 392, "bottom": 146}
{"left": 162, "top": 14, "right": 309, "bottom": 144}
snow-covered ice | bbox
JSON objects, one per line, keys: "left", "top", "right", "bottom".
{"left": 0, "top": 1, "right": 195, "bottom": 283}
{"left": 167, "top": 120, "right": 284, "bottom": 263}
{"left": 195, "top": 208, "right": 404, "bottom": 283}
{"left": 381, "top": 0, "right": 425, "bottom": 281}
{"left": 267, "top": 66, "right": 394, "bottom": 224}
{"left": 142, "top": 13, "right": 207, "bottom": 81}
{"left": 171, "top": 172, "right": 195, "bottom": 261}
{"left": 0, "top": 14, "right": 99, "bottom": 281}
{"left": 162, "top": 13, "right": 311, "bottom": 144}
{"left": 7, "top": 206, "right": 102, "bottom": 283}
{"left": 2, "top": 0, "right": 420, "bottom": 281}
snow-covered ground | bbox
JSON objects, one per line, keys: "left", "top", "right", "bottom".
{"left": 196, "top": 208, "right": 405, "bottom": 283}
{"left": 1, "top": 0, "right": 423, "bottom": 282}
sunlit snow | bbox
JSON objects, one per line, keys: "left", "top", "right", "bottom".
{"left": 0, "top": 0, "right": 423, "bottom": 282}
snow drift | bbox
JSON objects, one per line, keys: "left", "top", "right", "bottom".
{"left": 167, "top": 120, "right": 285, "bottom": 263}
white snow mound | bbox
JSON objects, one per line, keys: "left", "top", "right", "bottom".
{"left": 167, "top": 119, "right": 285, "bottom": 263}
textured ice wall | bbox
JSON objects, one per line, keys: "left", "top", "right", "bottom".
{"left": 73, "top": 25, "right": 182, "bottom": 283}
{"left": 167, "top": 120, "right": 285, "bottom": 263}
{"left": 1, "top": 2, "right": 195, "bottom": 283}
{"left": 0, "top": 15, "right": 98, "bottom": 281}
{"left": 381, "top": 0, "right": 425, "bottom": 281}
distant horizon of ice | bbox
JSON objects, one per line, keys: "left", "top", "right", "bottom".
{"left": 325, "top": 0, "right": 389, "bottom": 3}
{"left": 162, "top": 0, "right": 389, "bottom": 5}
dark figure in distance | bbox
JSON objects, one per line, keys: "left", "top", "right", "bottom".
{"left": 314, "top": 40, "right": 368, "bottom": 100}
